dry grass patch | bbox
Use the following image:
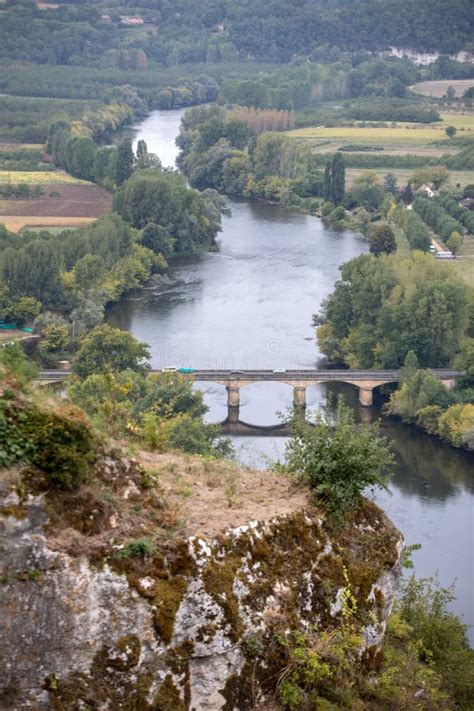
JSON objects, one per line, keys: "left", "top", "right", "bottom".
{"left": 0, "top": 216, "right": 96, "bottom": 232}
{"left": 137, "top": 450, "right": 308, "bottom": 539}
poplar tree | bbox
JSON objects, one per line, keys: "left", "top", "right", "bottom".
{"left": 330, "top": 153, "right": 345, "bottom": 205}
{"left": 323, "top": 162, "right": 331, "bottom": 202}
{"left": 116, "top": 138, "right": 134, "bottom": 186}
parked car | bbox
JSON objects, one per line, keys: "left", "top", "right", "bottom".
{"left": 435, "top": 251, "right": 455, "bottom": 259}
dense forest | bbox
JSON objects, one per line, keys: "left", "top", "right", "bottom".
{"left": 0, "top": 0, "right": 472, "bottom": 68}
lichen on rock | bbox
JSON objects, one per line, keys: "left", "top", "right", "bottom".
{"left": 0, "top": 450, "right": 402, "bottom": 710}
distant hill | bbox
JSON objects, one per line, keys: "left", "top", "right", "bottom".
{"left": 0, "top": 0, "right": 472, "bottom": 67}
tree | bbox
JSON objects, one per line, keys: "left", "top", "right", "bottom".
{"left": 138, "top": 223, "right": 173, "bottom": 256}
{"left": 280, "top": 396, "right": 394, "bottom": 517}
{"left": 65, "top": 137, "right": 96, "bottom": 181}
{"left": 113, "top": 170, "right": 224, "bottom": 251}
{"left": 323, "top": 155, "right": 346, "bottom": 205}
{"left": 410, "top": 166, "right": 449, "bottom": 190}
{"left": 2, "top": 296, "right": 41, "bottom": 326}
{"left": 73, "top": 325, "right": 150, "bottom": 379}
{"left": 349, "top": 172, "right": 384, "bottom": 211}
{"left": 368, "top": 222, "right": 397, "bottom": 255}
{"left": 401, "top": 182, "right": 413, "bottom": 205}
{"left": 446, "top": 230, "right": 463, "bottom": 254}
{"left": 445, "top": 85, "right": 456, "bottom": 102}
{"left": 445, "top": 125, "right": 457, "bottom": 138}
{"left": 136, "top": 140, "right": 147, "bottom": 160}
{"left": 330, "top": 153, "right": 345, "bottom": 205}
{"left": 116, "top": 138, "right": 135, "bottom": 186}
{"left": 38, "top": 323, "right": 71, "bottom": 359}
{"left": 403, "top": 210, "right": 431, "bottom": 251}
{"left": 323, "top": 162, "right": 331, "bottom": 202}
{"left": 73, "top": 254, "right": 105, "bottom": 292}
{"left": 383, "top": 173, "right": 398, "bottom": 195}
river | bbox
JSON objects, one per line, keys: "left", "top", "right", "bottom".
{"left": 108, "top": 108, "right": 474, "bottom": 640}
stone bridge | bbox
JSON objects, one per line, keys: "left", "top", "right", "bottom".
{"left": 39, "top": 368, "right": 460, "bottom": 419}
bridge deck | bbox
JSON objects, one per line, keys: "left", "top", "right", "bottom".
{"left": 38, "top": 368, "right": 461, "bottom": 382}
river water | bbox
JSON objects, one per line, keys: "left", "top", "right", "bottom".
{"left": 108, "top": 108, "right": 474, "bottom": 639}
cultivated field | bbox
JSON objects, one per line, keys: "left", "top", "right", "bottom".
{"left": 0, "top": 216, "right": 97, "bottom": 233}
{"left": 0, "top": 183, "right": 111, "bottom": 232}
{"left": 410, "top": 80, "right": 474, "bottom": 98}
{"left": 287, "top": 113, "right": 473, "bottom": 151}
{"left": 0, "top": 170, "right": 89, "bottom": 184}
{"left": 0, "top": 183, "right": 111, "bottom": 216}
{"left": 346, "top": 169, "right": 474, "bottom": 190}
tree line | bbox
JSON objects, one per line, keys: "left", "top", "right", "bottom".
{"left": 1, "top": 0, "right": 471, "bottom": 67}
{"left": 315, "top": 252, "right": 472, "bottom": 370}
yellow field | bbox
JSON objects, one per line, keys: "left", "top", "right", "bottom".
{"left": 439, "top": 113, "right": 474, "bottom": 130}
{"left": 0, "top": 143, "right": 44, "bottom": 150}
{"left": 287, "top": 113, "right": 473, "bottom": 150}
{"left": 0, "top": 216, "right": 96, "bottom": 233}
{"left": 0, "top": 171, "right": 89, "bottom": 184}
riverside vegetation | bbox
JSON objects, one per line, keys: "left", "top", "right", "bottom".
{"left": 0, "top": 3, "right": 474, "bottom": 705}
{"left": 1, "top": 348, "right": 473, "bottom": 709}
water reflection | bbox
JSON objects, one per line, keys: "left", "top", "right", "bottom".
{"left": 108, "top": 108, "right": 474, "bottom": 642}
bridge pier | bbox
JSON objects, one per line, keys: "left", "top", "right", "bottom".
{"left": 358, "top": 387, "right": 373, "bottom": 407}
{"left": 227, "top": 385, "right": 240, "bottom": 424}
{"left": 293, "top": 386, "right": 307, "bottom": 413}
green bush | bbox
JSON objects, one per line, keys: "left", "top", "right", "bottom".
{"left": 0, "top": 379, "right": 96, "bottom": 489}
{"left": 24, "top": 404, "right": 96, "bottom": 489}
{"left": 398, "top": 577, "right": 474, "bottom": 709}
{"left": 279, "top": 397, "right": 394, "bottom": 516}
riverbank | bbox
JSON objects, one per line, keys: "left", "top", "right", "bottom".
{"left": 108, "top": 108, "right": 474, "bottom": 642}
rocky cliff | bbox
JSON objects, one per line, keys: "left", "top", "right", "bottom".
{"left": 0, "top": 447, "right": 402, "bottom": 710}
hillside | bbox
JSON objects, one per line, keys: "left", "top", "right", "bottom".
{"left": 0, "top": 0, "right": 472, "bottom": 67}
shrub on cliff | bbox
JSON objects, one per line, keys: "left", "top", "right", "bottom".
{"left": 280, "top": 397, "right": 394, "bottom": 516}
{"left": 0, "top": 385, "right": 96, "bottom": 488}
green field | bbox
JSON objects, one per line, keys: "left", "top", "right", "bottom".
{"left": 287, "top": 114, "right": 473, "bottom": 150}
{"left": 346, "top": 168, "right": 474, "bottom": 189}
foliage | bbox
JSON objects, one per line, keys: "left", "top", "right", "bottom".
{"left": 0, "top": 343, "right": 39, "bottom": 386}
{"left": 385, "top": 351, "right": 473, "bottom": 448}
{"left": 368, "top": 222, "right": 396, "bottom": 255}
{"left": 279, "top": 397, "right": 394, "bottom": 517}
{"left": 323, "top": 154, "right": 346, "bottom": 206}
{"left": 397, "top": 576, "right": 474, "bottom": 709}
{"left": 413, "top": 196, "right": 465, "bottom": 243}
{"left": 73, "top": 325, "right": 150, "bottom": 380}
{"left": 437, "top": 403, "right": 474, "bottom": 449}
{"left": 446, "top": 231, "right": 463, "bottom": 255}
{"left": 315, "top": 252, "right": 472, "bottom": 368}
{"left": 116, "top": 139, "right": 135, "bottom": 186}
{"left": 177, "top": 106, "right": 322, "bottom": 206}
{"left": 410, "top": 166, "right": 449, "bottom": 190}
{"left": 344, "top": 172, "right": 384, "bottom": 212}
{"left": 68, "top": 369, "right": 233, "bottom": 458}
{"left": 0, "top": 371, "right": 95, "bottom": 489}
{"left": 113, "top": 168, "right": 225, "bottom": 253}
{"left": 0, "top": 213, "right": 159, "bottom": 341}
{"left": 402, "top": 209, "right": 431, "bottom": 251}
{"left": 0, "top": 0, "right": 470, "bottom": 71}
{"left": 436, "top": 195, "right": 474, "bottom": 234}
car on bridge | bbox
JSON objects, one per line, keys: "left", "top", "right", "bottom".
{"left": 178, "top": 367, "right": 196, "bottom": 374}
